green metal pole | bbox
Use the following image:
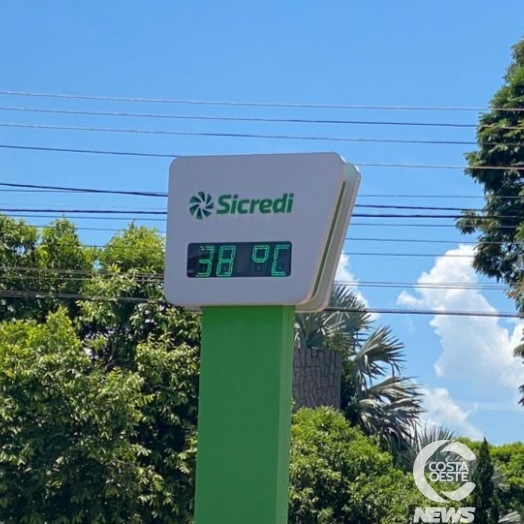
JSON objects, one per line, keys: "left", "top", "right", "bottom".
{"left": 194, "top": 306, "right": 295, "bottom": 524}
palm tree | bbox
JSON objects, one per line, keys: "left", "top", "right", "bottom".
{"left": 294, "top": 283, "right": 423, "bottom": 455}
{"left": 399, "top": 424, "right": 457, "bottom": 471}
{"left": 400, "top": 427, "right": 523, "bottom": 524}
{"left": 499, "top": 512, "right": 522, "bottom": 524}
{"left": 513, "top": 343, "right": 524, "bottom": 407}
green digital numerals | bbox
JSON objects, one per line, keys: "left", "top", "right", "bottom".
{"left": 188, "top": 241, "right": 292, "bottom": 279}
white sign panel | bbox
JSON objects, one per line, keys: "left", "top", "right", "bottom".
{"left": 164, "top": 152, "right": 360, "bottom": 310}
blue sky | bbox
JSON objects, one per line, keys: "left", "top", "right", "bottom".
{"left": 1, "top": 1, "right": 524, "bottom": 443}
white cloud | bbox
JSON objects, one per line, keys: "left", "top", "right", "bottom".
{"left": 335, "top": 253, "right": 356, "bottom": 284}
{"left": 397, "top": 244, "right": 524, "bottom": 392}
{"left": 421, "top": 387, "right": 483, "bottom": 440}
{"left": 336, "top": 254, "right": 378, "bottom": 319}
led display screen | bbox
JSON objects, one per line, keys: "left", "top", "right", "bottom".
{"left": 187, "top": 242, "right": 292, "bottom": 278}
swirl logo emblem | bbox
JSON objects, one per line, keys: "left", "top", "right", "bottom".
{"left": 189, "top": 192, "right": 214, "bottom": 220}
{"left": 413, "top": 440, "right": 476, "bottom": 503}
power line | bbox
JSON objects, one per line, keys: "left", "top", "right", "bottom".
{"left": 359, "top": 194, "right": 515, "bottom": 199}
{"left": 0, "top": 105, "right": 479, "bottom": 128}
{"left": 348, "top": 237, "right": 524, "bottom": 246}
{"left": 351, "top": 222, "right": 510, "bottom": 228}
{"left": 325, "top": 306, "right": 521, "bottom": 318}
{"left": 0, "top": 288, "right": 519, "bottom": 318}
{"left": 1, "top": 271, "right": 509, "bottom": 291}
{"left": 4, "top": 104, "right": 522, "bottom": 131}
{"left": 2, "top": 143, "right": 524, "bottom": 173}
{"left": 1, "top": 216, "right": 516, "bottom": 246}
{"left": 0, "top": 181, "right": 165, "bottom": 197}
{"left": 0, "top": 213, "right": 166, "bottom": 222}
{"left": 0, "top": 121, "right": 481, "bottom": 146}
{"left": 2, "top": 89, "right": 524, "bottom": 112}
{"left": 344, "top": 252, "right": 476, "bottom": 258}
{"left": 337, "top": 280, "right": 509, "bottom": 291}
{"left": 5, "top": 181, "right": 524, "bottom": 203}
{"left": 357, "top": 204, "right": 517, "bottom": 212}
{"left": 0, "top": 214, "right": 510, "bottom": 228}
{"left": 0, "top": 143, "right": 173, "bottom": 158}
{"left": 1, "top": 207, "right": 521, "bottom": 221}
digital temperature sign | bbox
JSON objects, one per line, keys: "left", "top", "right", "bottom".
{"left": 164, "top": 153, "right": 361, "bottom": 310}
{"left": 187, "top": 242, "right": 292, "bottom": 278}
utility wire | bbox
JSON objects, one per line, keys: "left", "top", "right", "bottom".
{"left": 0, "top": 271, "right": 510, "bottom": 291}
{"left": 0, "top": 289, "right": 518, "bottom": 318}
{"left": 6, "top": 182, "right": 524, "bottom": 203}
{"left": 0, "top": 207, "right": 521, "bottom": 221}
{"left": 0, "top": 215, "right": 509, "bottom": 227}
{"left": 0, "top": 121, "right": 482, "bottom": 146}
{"left": 0, "top": 181, "right": 165, "bottom": 197}
{"left": 2, "top": 143, "right": 524, "bottom": 173}
{"left": 2, "top": 89, "right": 524, "bottom": 112}
{"left": 0, "top": 143, "right": 173, "bottom": 158}
{"left": 3, "top": 104, "right": 523, "bottom": 131}
{"left": 3, "top": 217, "right": 517, "bottom": 246}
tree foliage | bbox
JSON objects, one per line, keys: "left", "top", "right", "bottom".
{"left": 0, "top": 310, "right": 152, "bottom": 522}
{"left": 471, "top": 439, "right": 497, "bottom": 524}
{"left": 0, "top": 215, "right": 521, "bottom": 522}
{"left": 0, "top": 219, "right": 200, "bottom": 522}
{"left": 463, "top": 439, "right": 524, "bottom": 519}
{"left": 0, "top": 309, "right": 200, "bottom": 523}
{"left": 457, "top": 36, "right": 524, "bottom": 405}
{"left": 457, "top": 38, "right": 524, "bottom": 288}
{"left": 288, "top": 407, "right": 425, "bottom": 524}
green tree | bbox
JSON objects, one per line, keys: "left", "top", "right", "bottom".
{"left": 457, "top": 38, "right": 524, "bottom": 289}
{"left": 0, "top": 216, "right": 93, "bottom": 322}
{"left": 0, "top": 308, "right": 199, "bottom": 523}
{"left": 288, "top": 407, "right": 425, "bottom": 524}
{"left": 456, "top": 38, "right": 524, "bottom": 404}
{"left": 78, "top": 224, "right": 200, "bottom": 370}
{"left": 0, "top": 310, "right": 155, "bottom": 523}
{"left": 471, "top": 439, "right": 496, "bottom": 524}
{"left": 0, "top": 219, "right": 201, "bottom": 522}
{"left": 492, "top": 442, "right": 524, "bottom": 515}
{"left": 464, "top": 439, "right": 524, "bottom": 519}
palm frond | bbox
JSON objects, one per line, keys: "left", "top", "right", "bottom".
{"left": 499, "top": 512, "right": 522, "bottom": 524}
{"left": 352, "top": 327, "right": 405, "bottom": 380}
{"left": 365, "top": 375, "right": 421, "bottom": 403}
{"left": 295, "top": 284, "right": 369, "bottom": 351}
{"left": 399, "top": 424, "right": 457, "bottom": 471}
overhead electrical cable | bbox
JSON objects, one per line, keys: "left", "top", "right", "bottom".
{"left": 2, "top": 143, "right": 524, "bottom": 173}
{"left": 3, "top": 104, "right": 523, "bottom": 131}
{"left": 0, "top": 289, "right": 518, "bottom": 318}
{"left": 0, "top": 207, "right": 521, "bottom": 221}
{"left": 1, "top": 271, "right": 510, "bottom": 291}
{"left": 0, "top": 181, "right": 165, "bottom": 197}
{"left": 2, "top": 89, "right": 524, "bottom": 112}
{"left": 0, "top": 121, "right": 482, "bottom": 146}
{"left": 0, "top": 215, "right": 515, "bottom": 228}
{"left": 5, "top": 182, "right": 524, "bottom": 203}
{"left": 0, "top": 143, "right": 174, "bottom": 158}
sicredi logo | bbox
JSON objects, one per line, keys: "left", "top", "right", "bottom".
{"left": 189, "top": 192, "right": 294, "bottom": 219}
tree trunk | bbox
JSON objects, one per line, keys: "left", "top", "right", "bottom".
{"left": 292, "top": 346, "right": 342, "bottom": 410}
